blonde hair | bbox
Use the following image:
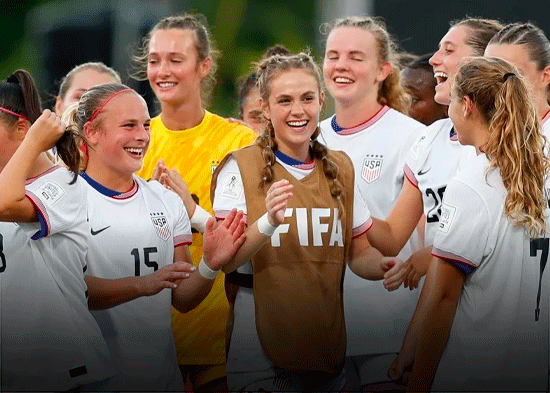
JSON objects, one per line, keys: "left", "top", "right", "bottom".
{"left": 451, "top": 18, "right": 503, "bottom": 55}
{"left": 132, "top": 13, "right": 220, "bottom": 107}
{"left": 256, "top": 53, "right": 344, "bottom": 209}
{"left": 453, "top": 56, "right": 548, "bottom": 236}
{"left": 58, "top": 62, "right": 121, "bottom": 101}
{"left": 322, "top": 16, "right": 409, "bottom": 113}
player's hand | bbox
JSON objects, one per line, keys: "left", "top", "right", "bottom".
{"left": 202, "top": 208, "right": 246, "bottom": 271}
{"left": 388, "top": 343, "right": 415, "bottom": 385}
{"left": 139, "top": 261, "right": 196, "bottom": 296}
{"left": 27, "top": 109, "right": 66, "bottom": 151}
{"left": 159, "top": 167, "right": 196, "bottom": 218}
{"left": 381, "top": 257, "right": 405, "bottom": 291}
{"left": 265, "top": 179, "right": 293, "bottom": 226}
{"left": 403, "top": 249, "right": 431, "bottom": 290}
{"left": 150, "top": 158, "right": 167, "bottom": 182}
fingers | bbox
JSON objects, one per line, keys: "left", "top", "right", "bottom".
{"left": 205, "top": 216, "right": 215, "bottom": 233}
{"left": 151, "top": 158, "right": 166, "bottom": 181}
{"left": 383, "top": 259, "right": 405, "bottom": 291}
{"left": 387, "top": 357, "right": 403, "bottom": 381}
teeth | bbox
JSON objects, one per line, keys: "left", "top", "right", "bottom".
{"left": 434, "top": 72, "right": 448, "bottom": 79}
{"left": 125, "top": 148, "right": 143, "bottom": 155}
{"left": 288, "top": 120, "right": 307, "bottom": 127}
{"left": 335, "top": 77, "right": 353, "bottom": 83}
{"left": 158, "top": 82, "right": 176, "bottom": 88}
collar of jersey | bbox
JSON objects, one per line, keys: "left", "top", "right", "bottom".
{"left": 274, "top": 149, "right": 315, "bottom": 170}
{"left": 450, "top": 127, "right": 458, "bottom": 141}
{"left": 331, "top": 105, "right": 390, "bottom": 135}
{"left": 80, "top": 172, "right": 139, "bottom": 199}
{"left": 542, "top": 108, "right": 550, "bottom": 124}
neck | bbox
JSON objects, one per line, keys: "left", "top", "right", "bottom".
{"left": 473, "top": 124, "right": 490, "bottom": 155}
{"left": 334, "top": 97, "right": 383, "bottom": 129}
{"left": 537, "top": 98, "right": 550, "bottom": 123}
{"left": 160, "top": 99, "right": 205, "bottom": 130}
{"left": 84, "top": 162, "right": 134, "bottom": 193}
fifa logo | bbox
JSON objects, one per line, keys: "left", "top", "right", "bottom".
{"left": 270, "top": 207, "right": 343, "bottom": 247}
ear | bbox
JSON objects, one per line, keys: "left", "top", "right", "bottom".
{"left": 540, "top": 64, "right": 550, "bottom": 89}
{"left": 319, "top": 90, "right": 325, "bottom": 107}
{"left": 15, "top": 117, "right": 29, "bottom": 140}
{"left": 55, "top": 96, "right": 63, "bottom": 117}
{"left": 376, "top": 61, "right": 392, "bottom": 83}
{"left": 83, "top": 121, "right": 100, "bottom": 145}
{"left": 462, "top": 95, "right": 474, "bottom": 117}
{"left": 198, "top": 57, "right": 212, "bottom": 79}
{"left": 260, "top": 97, "right": 271, "bottom": 121}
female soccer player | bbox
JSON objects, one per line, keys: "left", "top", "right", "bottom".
{"left": 63, "top": 83, "right": 246, "bottom": 391}
{"left": 212, "top": 52, "right": 405, "bottom": 392}
{"left": 133, "top": 15, "right": 256, "bottom": 391}
{"left": 318, "top": 16, "right": 424, "bottom": 389}
{"left": 485, "top": 23, "right": 550, "bottom": 137}
{"left": 389, "top": 56, "right": 549, "bottom": 392}
{"left": 0, "top": 70, "right": 113, "bottom": 390}
{"left": 367, "top": 18, "right": 503, "bottom": 289}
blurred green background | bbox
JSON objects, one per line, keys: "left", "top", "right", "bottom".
{"left": 1, "top": 0, "right": 548, "bottom": 118}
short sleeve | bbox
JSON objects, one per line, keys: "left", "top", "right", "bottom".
{"left": 163, "top": 187, "right": 192, "bottom": 247}
{"left": 23, "top": 167, "right": 83, "bottom": 240}
{"left": 352, "top": 183, "right": 373, "bottom": 237}
{"left": 212, "top": 156, "right": 248, "bottom": 221}
{"left": 403, "top": 128, "right": 430, "bottom": 188}
{"left": 432, "top": 179, "right": 491, "bottom": 275}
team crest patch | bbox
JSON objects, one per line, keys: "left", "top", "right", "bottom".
{"left": 36, "top": 181, "right": 65, "bottom": 206}
{"left": 221, "top": 172, "right": 243, "bottom": 200}
{"left": 362, "top": 155, "right": 383, "bottom": 183}
{"left": 150, "top": 212, "right": 171, "bottom": 241}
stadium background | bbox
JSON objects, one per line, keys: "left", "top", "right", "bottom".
{"left": 1, "top": 0, "right": 548, "bottom": 117}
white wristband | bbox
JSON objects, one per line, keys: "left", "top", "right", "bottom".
{"left": 190, "top": 203, "right": 211, "bottom": 233}
{"left": 198, "top": 257, "right": 219, "bottom": 280}
{"left": 257, "top": 212, "right": 278, "bottom": 236}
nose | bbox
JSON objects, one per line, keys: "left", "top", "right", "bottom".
{"left": 429, "top": 50, "right": 441, "bottom": 67}
{"left": 136, "top": 124, "right": 150, "bottom": 142}
{"left": 158, "top": 59, "right": 171, "bottom": 77}
{"left": 290, "top": 101, "right": 305, "bottom": 116}
{"left": 334, "top": 56, "right": 349, "bottom": 71}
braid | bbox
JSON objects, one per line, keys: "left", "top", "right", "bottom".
{"left": 310, "top": 127, "right": 344, "bottom": 215}
{"left": 256, "top": 121, "right": 278, "bottom": 189}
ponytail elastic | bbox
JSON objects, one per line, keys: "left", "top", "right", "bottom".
{"left": 502, "top": 72, "right": 516, "bottom": 83}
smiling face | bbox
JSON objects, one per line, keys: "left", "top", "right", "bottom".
{"left": 86, "top": 92, "right": 151, "bottom": 181}
{"left": 263, "top": 68, "right": 323, "bottom": 162}
{"left": 55, "top": 69, "right": 119, "bottom": 116}
{"left": 147, "top": 28, "right": 210, "bottom": 106}
{"left": 430, "top": 25, "right": 476, "bottom": 105}
{"left": 401, "top": 67, "right": 447, "bottom": 125}
{"left": 323, "top": 26, "right": 390, "bottom": 107}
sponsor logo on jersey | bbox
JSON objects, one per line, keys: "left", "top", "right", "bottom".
{"left": 271, "top": 207, "right": 343, "bottom": 248}
{"left": 362, "top": 155, "right": 383, "bottom": 183}
{"left": 37, "top": 181, "right": 65, "bottom": 206}
{"left": 150, "top": 212, "right": 171, "bottom": 241}
{"left": 438, "top": 203, "right": 456, "bottom": 233}
{"left": 221, "top": 172, "right": 243, "bottom": 200}
{"left": 91, "top": 226, "right": 110, "bottom": 236}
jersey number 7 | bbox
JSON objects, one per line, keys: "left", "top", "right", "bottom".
{"left": 530, "top": 237, "right": 549, "bottom": 321}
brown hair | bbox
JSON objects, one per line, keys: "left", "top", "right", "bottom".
{"left": 453, "top": 56, "right": 548, "bottom": 236}
{"left": 322, "top": 16, "right": 409, "bottom": 112}
{"left": 256, "top": 53, "right": 344, "bottom": 211}
{"left": 57, "top": 62, "right": 121, "bottom": 101}
{"left": 132, "top": 13, "right": 220, "bottom": 107}
{"left": 489, "top": 22, "right": 550, "bottom": 98}
{"left": 0, "top": 70, "right": 81, "bottom": 181}
{"left": 450, "top": 18, "right": 504, "bottom": 55}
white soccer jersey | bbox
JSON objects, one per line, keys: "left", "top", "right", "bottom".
{"left": 320, "top": 107, "right": 425, "bottom": 356}
{"left": 404, "top": 118, "right": 476, "bottom": 246}
{"left": 213, "top": 153, "right": 371, "bottom": 390}
{"left": 431, "top": 153, "right": 549, "bottom": 392}
{"left": 82, "top": 174, "right": 192, "bottom": 391}
{"left": 0, "top": 167, "right": 114, "bottom": 391}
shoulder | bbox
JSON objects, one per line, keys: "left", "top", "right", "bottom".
{"left": 319, "top": 116, "right": 334, "bottom": 132}
{"left": 385, "top": 108, "right": 424, "bottom": 130}
{"left": 204, "top": 111, "right": 257, "bottom": 140}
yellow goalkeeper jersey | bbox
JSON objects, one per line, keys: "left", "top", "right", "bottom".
{"left": 137, "top": 110, "right": 256, "bottom": 364}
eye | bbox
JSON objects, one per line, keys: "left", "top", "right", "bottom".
{"left": 278, "top": 98, "right": 291, "bottom": 104}
{"left": 303, "top": 95, "right": 314, "bottom": 102}
{"left": 171, "top": 58, "right": 182, "bottom": 63}
{"left": 148, "top": 58, "right": 158, "bottom": 65}
{"left": 351, "top": 57, "right": 363, "bottom": 62}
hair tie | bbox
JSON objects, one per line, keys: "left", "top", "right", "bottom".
{"left": 88, "top": 88, "right": 132, "bottom": 123}
{"left": 0, "top": 106, "right": 28, "bottom": 121}
{"left": 502, "top": 72, "right": 516, "bottom": 83}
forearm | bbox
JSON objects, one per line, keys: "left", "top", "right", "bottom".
{"left": 221, "top": 220, "right": 272, "bottom": 273}
{"left": 171, "top": 270, "right": 214, "bottom": 313}
{"left": 368, "top": 218, "right": 403, "bottom": 256}
{"left": 348, "top": 237, "right": 386, "bottom": 280}
{"left": 0, "top": 138, "right": 42, "bottom": 220}
{"left": 86, "top": 275, "right": 147, "bottom": 310}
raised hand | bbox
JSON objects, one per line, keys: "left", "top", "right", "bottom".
{"left": 159, "top": 167, "right": 196, "bottom": 217}
{"left": 202, "top": 208, "right": 246, "bottom": 271}
{"left": 150, "top": 158, "right": 167, "bottom": 182}
{"left": 139, "top": 261, "right": 196, "bottom": 296}
{"left": 381, "top": 257, "right": 406, "bottom": 291}
{"left": 265, "top": 179, "right": 293, "bottom": 226}
{"left": 27, "top": 109, "right": 66, "bottom": 152}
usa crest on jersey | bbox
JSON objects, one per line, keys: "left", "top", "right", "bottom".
{"left": 151, "top": 212, "right": 171, "bottom": 241}
{"left": 362, "top": 155, "right": 383, "bottom": 183}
